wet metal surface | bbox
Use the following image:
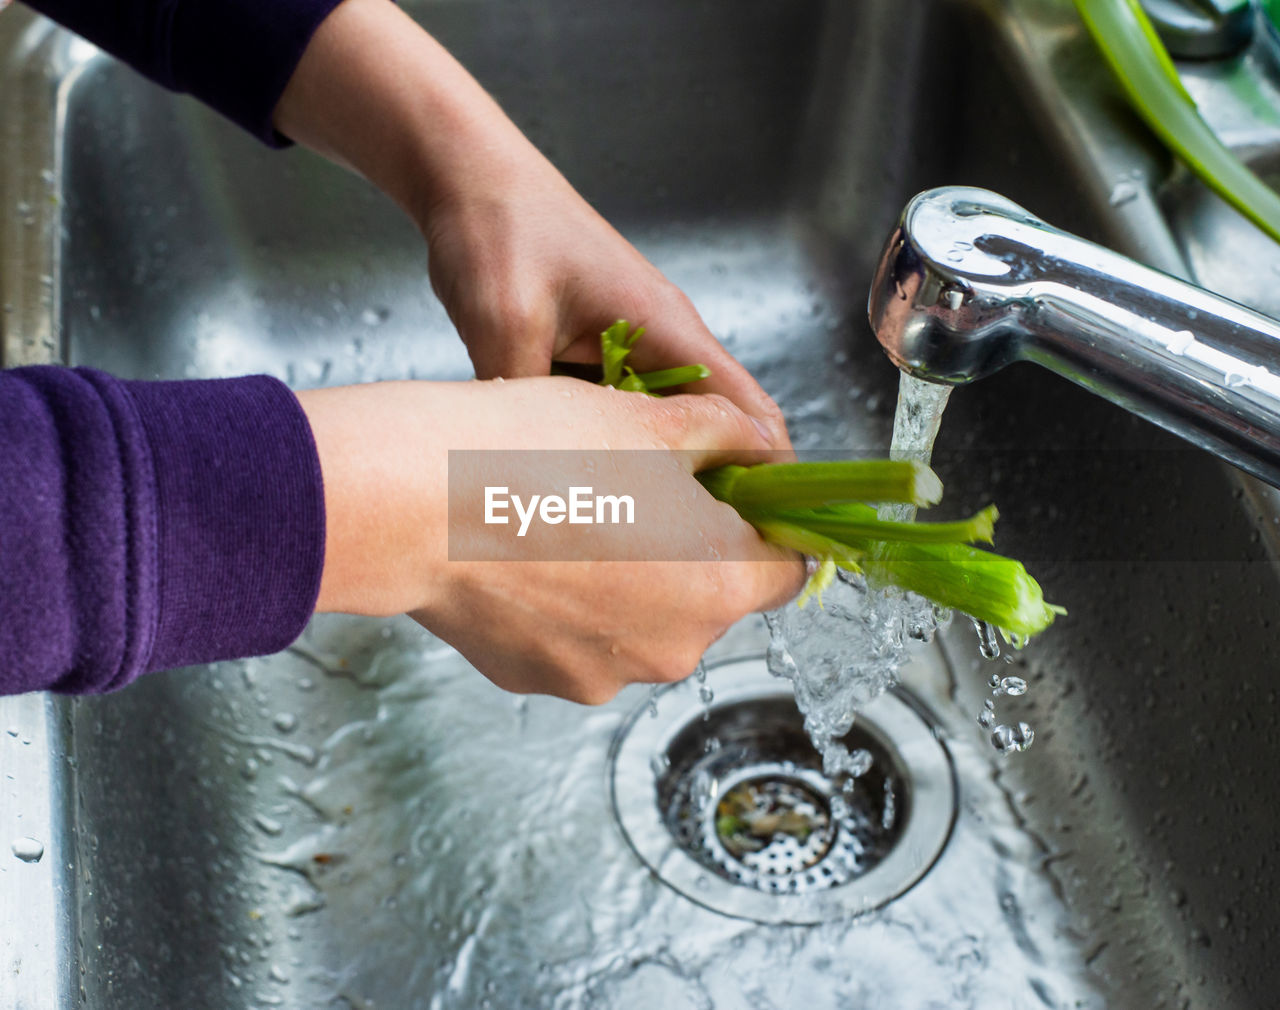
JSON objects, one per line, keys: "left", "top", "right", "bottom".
{"left": 4, "top": 0, "right": 1280, "bottom": 1007}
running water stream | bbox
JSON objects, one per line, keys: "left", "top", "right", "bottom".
{"left": 765, "top": 372, "right": 991, "bottom": 789}
{"left": 767, "top": 372, "right": 1035, "bottom": 770}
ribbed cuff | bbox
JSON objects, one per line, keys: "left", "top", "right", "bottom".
{"left": 122, "top": 374, "right": 325, "bottom": 672}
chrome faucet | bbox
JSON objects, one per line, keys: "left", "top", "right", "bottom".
{"left": 868, "top": 186, "right": 1280, "bottom": 488}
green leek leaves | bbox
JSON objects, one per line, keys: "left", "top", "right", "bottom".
{"left": 1075, "top": 0, "right": 1280, "bottom": 243}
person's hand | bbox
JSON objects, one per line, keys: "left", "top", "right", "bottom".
{"left": 297, "top": 378, "right": 804, "bottom": 703}
{"left": 273, "top": 0, "right": 788, "bottom": 449}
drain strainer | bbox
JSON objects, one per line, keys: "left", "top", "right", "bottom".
{"left": 609, "top": 655, "right": 956, "bottom": 924}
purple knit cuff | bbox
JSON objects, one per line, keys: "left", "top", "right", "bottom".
{"left": 121, "top": 374, "right": 325, "bottom": 672}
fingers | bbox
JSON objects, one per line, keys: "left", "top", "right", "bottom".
{"left": 742, "top": 544, "right": 808, "bottom": 612}
{"left": 614, "top": 295, "right": 792, "bottom": 453}
{"left": 648, "top": 392, "right": 782, "bottom": 472}
{"left": 455, "top": 297, "right": 557, "bottom": 381}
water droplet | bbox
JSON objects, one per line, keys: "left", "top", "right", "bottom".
{"left": 283, "top": 885, "right": 325, "bottom": 918}
{"left": 1167, "top": 330, "right": 1194, "bottom": 355}
{"left": 11, "top": 837, "right": 44, "bottom": 863}
{"left": 973, "top": 619, "right": 1001, "bottom": 660}
{"left": 272, "top": 712, "right": 298, "bottom": 734}
{"left": 999, "top": 676, "right": 1028, "bottom": 697}
{"left": 1109, "top": 178, "right": 1140, "bottom": 207}
{"left": 991, "top": 721, "right": 1035, "bottom": 754}
{"left": 844, "top": 748, "right": 873, "bottom": 778}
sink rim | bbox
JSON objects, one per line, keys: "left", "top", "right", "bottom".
{"left": 0, "top": 10, "right": 98, "bottom": 1010}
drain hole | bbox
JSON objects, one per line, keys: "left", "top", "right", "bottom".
{"left": 610, "top": 655, "right": 955, "bottom": 924}
{"left": 656, "top": 696, "right": 905, "bottom": 894}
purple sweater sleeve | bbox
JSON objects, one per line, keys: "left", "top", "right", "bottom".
{"left": 0, "top": 367, "right": 325, "bottom": 694}
{"left": 21, "top": 0, "right": 347, "bottom": 145}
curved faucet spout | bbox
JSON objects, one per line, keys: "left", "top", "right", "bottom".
{"left": 868, "top": 186, "right": 1280, "bottom": 488}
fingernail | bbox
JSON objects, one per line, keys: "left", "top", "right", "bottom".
{"left": 749, "top": 416, "right": 774, "bottom": 445}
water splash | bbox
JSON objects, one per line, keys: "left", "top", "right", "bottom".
{"left": 694, "top": 661, "right": 714, "bottom": 720}
{"left": 977, "top": 657, "right": 1034, "bottom": 753}
{"left": 765, "top": 373, "right": 953, "bottom": 779}
{"left": 765, "top": 573, "right": 945, "bottom": 786}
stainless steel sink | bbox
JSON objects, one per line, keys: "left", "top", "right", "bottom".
{"left": 4, "top": 1, "right": 1280, "bottom": 1007}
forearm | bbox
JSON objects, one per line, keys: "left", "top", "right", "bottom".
{"left": 273, "top": 0, "right": 538, "bottom": 224}
{"left": 273, "top": 0, "right": 790, "bottom": 442}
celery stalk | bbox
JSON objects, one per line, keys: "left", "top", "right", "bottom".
{"left": 751, "top": 518, "right": 1060, "bottom": 638}
{"left": 630, "top": 365, "right": 712, "bottom": 390}
{"left": 863, "top": 541, "right": 1065, "bottom": 641}
{"left": 591, "top": 318, "right": 1062, "bottom": 642}
{"left": 698, "top": 461, "right": 943, "bottom": 511}
{"left": 600, "top": 320, "right": 645, "bottom": 388}
{"left": 763, "top": 503, "right": 998, "bottom": 546}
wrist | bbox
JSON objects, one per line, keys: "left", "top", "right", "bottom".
{"left": 298, "top": 382, "right": 449, "bottom": 617}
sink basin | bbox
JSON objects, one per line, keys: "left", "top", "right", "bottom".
{"left": 4, "top": 1, "right": 1280, "bottom": 1007}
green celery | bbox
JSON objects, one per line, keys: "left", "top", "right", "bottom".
{"left": 763, "top": 502, "right": 998, "bottom": 546}
{"left": 600, "top": 320, "right": 645, "bottom": 388}
{"left": 630, "top": 364, "right": 712, "bottom": 390}
{"left": 591, "top": 319, "right": 1062, "bottom": 642}
{"left": 862, "top": 540, "right": 1065, "bottom": 642}
{"left": 698, "top": 461, "right": 943, "bottom": 511}
{"left": 751, "top": 519, "right": 1061, "bottom": 638}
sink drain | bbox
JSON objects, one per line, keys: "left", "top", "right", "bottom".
{"left": 609, "top": 655, "right": 956, "bottom": 924}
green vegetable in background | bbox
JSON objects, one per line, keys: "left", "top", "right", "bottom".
{"left": 596, "top": 321, "right": 1064, "bottom": 641}
{"left": 1075, "top": 0, "right": 1280, "bottom": 244}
